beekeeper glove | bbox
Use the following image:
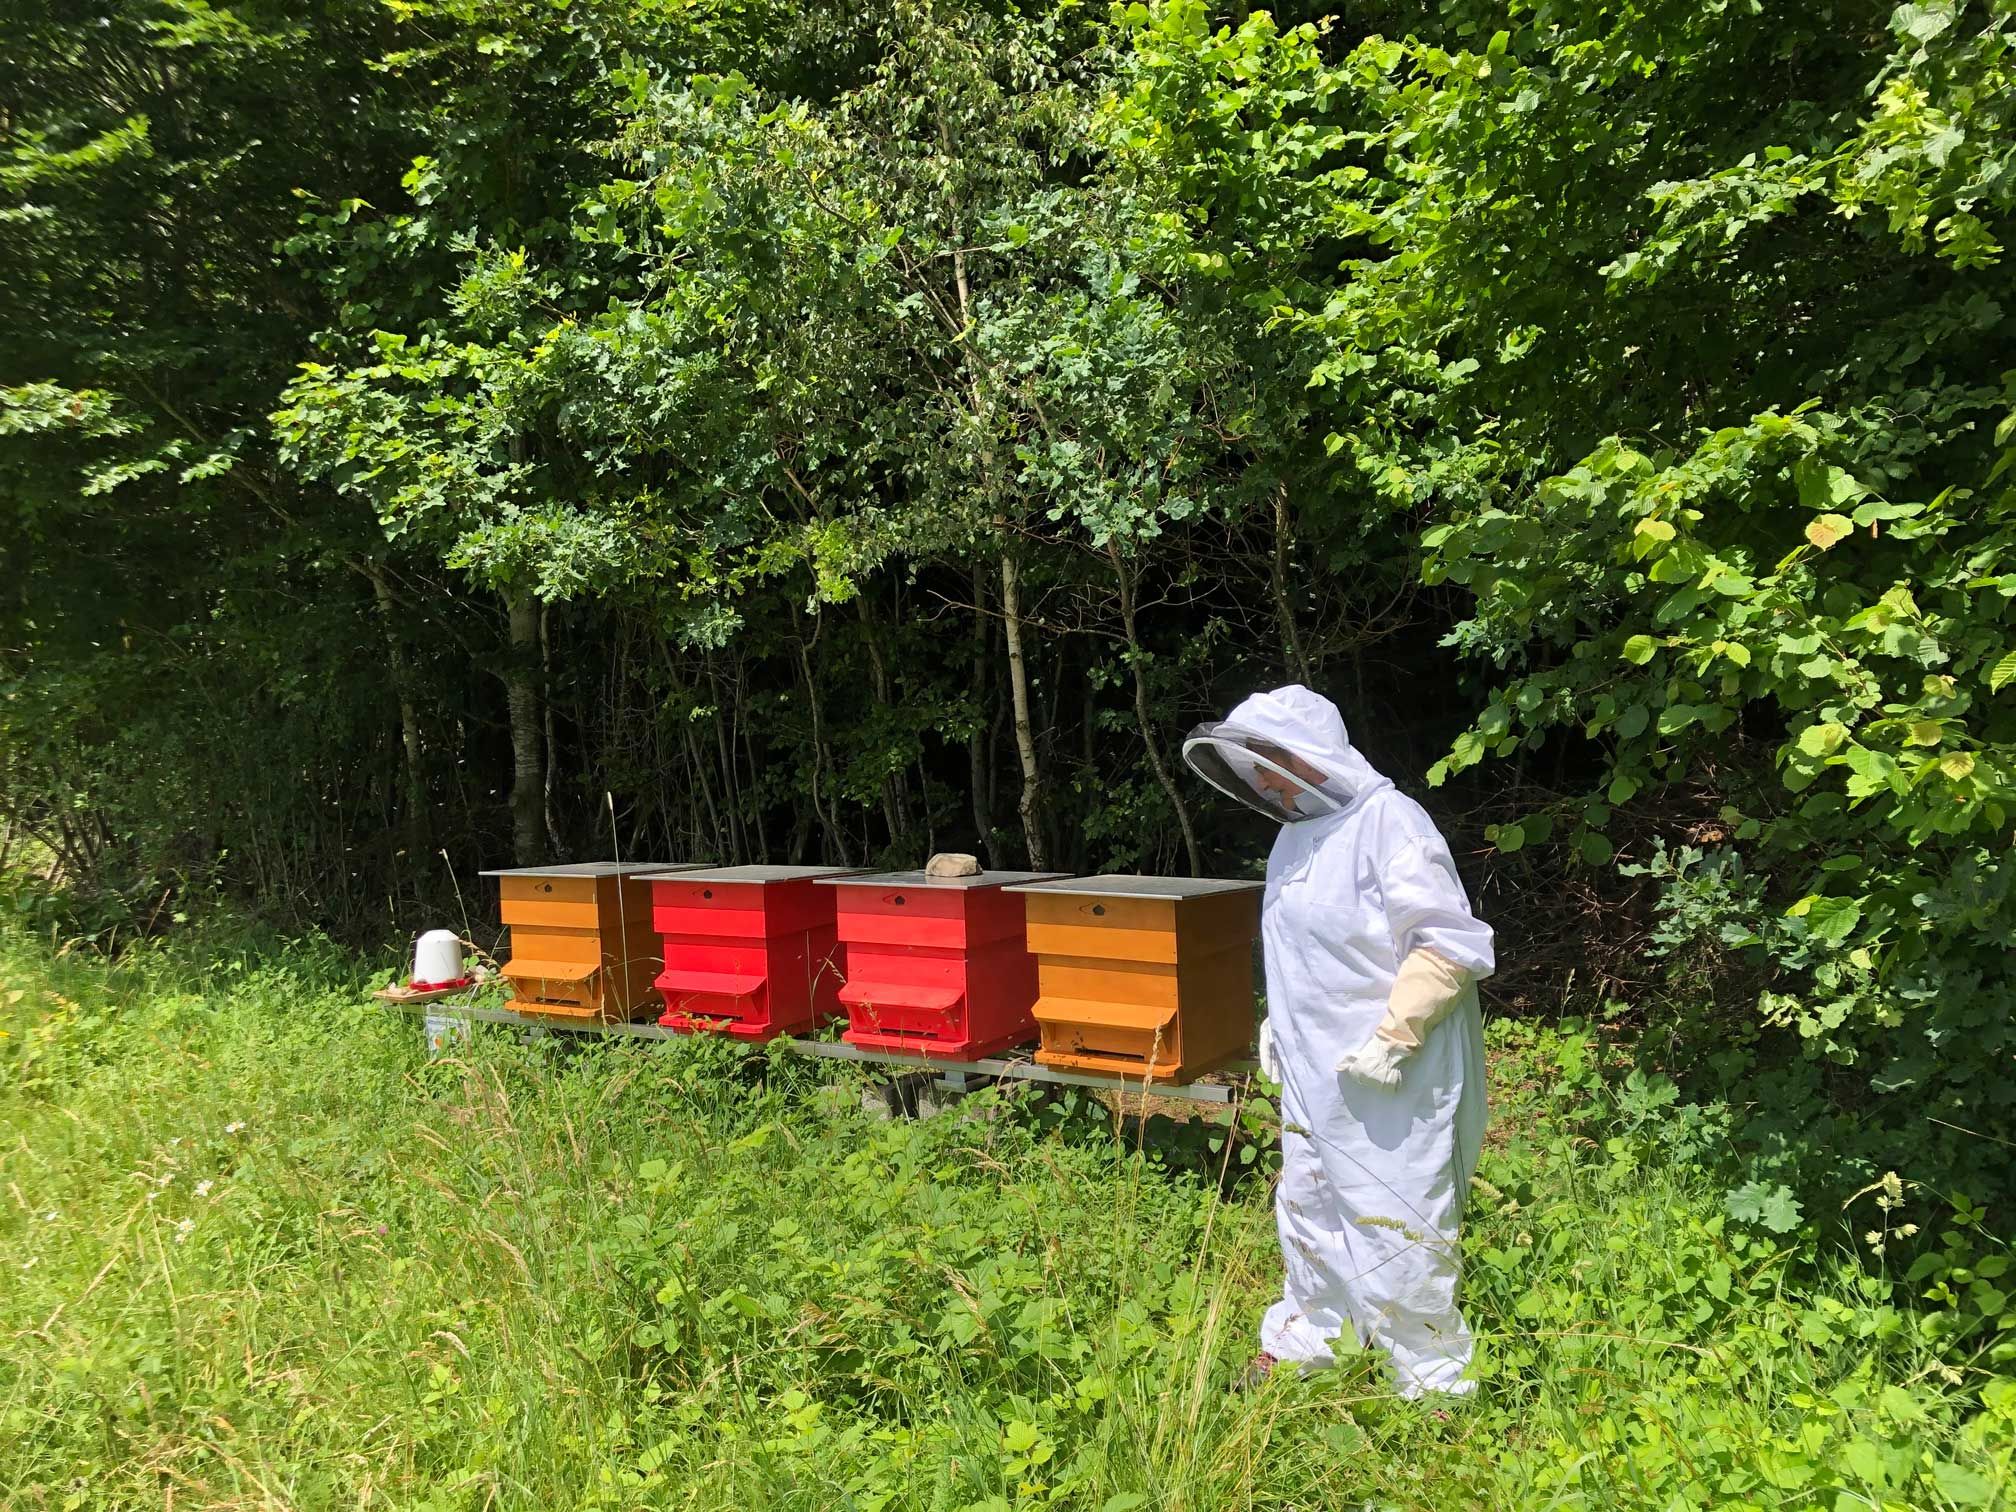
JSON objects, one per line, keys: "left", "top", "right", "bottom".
{"left": 1257, "top": 1016, "right": 1280, "bottom": 1082}
{"left": 1337, "top": 948, "right": 1472, "bottom": 1089}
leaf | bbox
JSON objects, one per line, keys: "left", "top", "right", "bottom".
{"left": 1928, "top": 1461, "right": 1994, "bottom": 1506}
{"left": 1805, "top": 514, "right": 1854, "bottom": 550}
{"left": 1633, "top": 516, "right": 1676, "bottom": 544}
{"left": 1893, "top": 2, "right": 1957, "bottom": 43}
{"left": 1577, "top": 831, "right": 1614, "bottom": 865}
{"left": 1905, "top": 721, "right": 1943, "bottom": 747}
{"left": 1796, "top": 459, "right": 1867, "bottom": 509}
{"left": 1804, "top": 895, "right": 1863, "bottom": 944}
{"left": 1617, "top": 704, "right": 1650, "bottom": 739}
{"left": 1608, "top": 773, "right": 1640, "bottom": 804}
{"left": 1796, "top": 721, "right": 1848, "bottom": 757}
{"left": 1726, "top": 1181, "right": 1804, "bottom": 1234}
{"left": 1843, "top": 743, "right": 1898, "bottom": 798}
{"left": 1988, "top": 649, "right": 2016, "bottom": 693}
{"left": 1621, "top": 634, "right": 1659, "bottom": 665}
{"left": 1940, "top": 751, "right": 1976, "bottom": 780}
{"left": 1704, "top": 1262, "right": 1733, "bottom": 1301}
{"left": 1493, "top": 822, "right": 1526, "bottom": 854}
{"left": 638, "top": 1437, "right": 681, "bottom": 1472}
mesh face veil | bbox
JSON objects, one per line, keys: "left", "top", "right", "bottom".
{"left": 1181, "top": 685, "right": 1389, "bottom": 823}
{"left": 1180, "top": 724, "right": 1343, "bottom": 822}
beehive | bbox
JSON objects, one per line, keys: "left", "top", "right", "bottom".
{"left": 821, "top": 869, "right": 1068, "bottom": 1059}
{"left": 1006, "top": 875, "right": 1262, "bottom": 1083}
{"left": 481, "top": 862, "right": 703, "bottom": 1022}
{"left": 646, "top": 865, "right": 864, "bottom": 1040}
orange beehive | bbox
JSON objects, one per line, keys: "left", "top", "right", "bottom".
{"left": 481, "top": 862, "right": 704, "bottom": 1022}
{"left": 1006, "top": 875, "right": 1263, "bottom": 1083}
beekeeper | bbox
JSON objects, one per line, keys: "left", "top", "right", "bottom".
{"left": 1182, "top": 685, "right": 1493, "bottom": 1398}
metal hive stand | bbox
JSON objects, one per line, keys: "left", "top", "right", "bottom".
{"left": 375, "top": 999, "right": 1247, "bottom": 1104}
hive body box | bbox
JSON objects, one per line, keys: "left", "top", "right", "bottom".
{"left": 646, "top": 865, "right": 864, "bottom": 1040}
{"left": 481, "top": 862, "right": 702, "bottom": 1022}
{"left": 1006, "top": 875, "right": 1263, "bottom": 1083}
{"left": 821, "top": 869, "right": 1067, "bottom": 1058}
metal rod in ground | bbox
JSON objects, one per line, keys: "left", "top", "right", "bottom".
{"left": 370, "top": 1001, "right": 1243, "bottom": 1104}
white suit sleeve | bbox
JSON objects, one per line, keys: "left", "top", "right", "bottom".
{"left": 1382, "top": 834, "right": 1495, "bottom": 978}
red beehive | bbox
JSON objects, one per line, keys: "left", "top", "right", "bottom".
{"left": 646, "top": 865, "right": 864, "bottom": 1040}
{"left": 821, "top": 869, "right": 1068, "bottom": 1059}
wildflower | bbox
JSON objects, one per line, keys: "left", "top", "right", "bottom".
{"left": 42, "top": 1210, "right": 57, "bottom": 1223}
{"left": 20, "top": 1256, "right": 36, "bottom": 1271}
{"left": 153, "top": 1172, "right": 174, "bottom": 1188}
{"left": 174, "top": 1218, "right": 194, "bottom": 1244}
{"left": 195, "top": 1180, "right": 213, "bottom": 1198}
{"left": 225, "top": 1122, "right": 246, "bottom": 1135}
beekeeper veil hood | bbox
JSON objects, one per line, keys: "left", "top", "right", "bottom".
{"left": 1182, "top": 685, "right": 1389, "bottom": 822}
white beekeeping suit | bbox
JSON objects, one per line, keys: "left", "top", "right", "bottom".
{"left": 1183, "top": 685, "right": 1493, "bottom": 1397}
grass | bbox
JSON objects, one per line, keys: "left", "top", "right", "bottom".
{"left": 1, "top": 924, "right": 2011, "bottom": 1510}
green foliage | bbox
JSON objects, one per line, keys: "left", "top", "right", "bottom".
{"left": 3, "top": 927, "right": 2014, "bottom": 1508}
{"left": 9, "top": 0, "right": 2016, "bottom": 1210}
{"left": 1382, "top": 4, "right": 2016, "bottom": 1193}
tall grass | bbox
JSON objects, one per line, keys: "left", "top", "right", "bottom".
{"left": 1, "top": 928, "right": 2009, "bottom": 1509}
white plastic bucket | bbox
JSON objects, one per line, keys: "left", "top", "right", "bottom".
{"left": 412, "top": 929, "right": 465, "bottom": 987}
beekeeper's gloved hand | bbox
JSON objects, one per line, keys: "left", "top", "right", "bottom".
{"left": 1257, "top": 1016, "right": 1280, "bottom": 1082}
{"left": 1337, "top": 949, "right": 1472, "bottom": 1090}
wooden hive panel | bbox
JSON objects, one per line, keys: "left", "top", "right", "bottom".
{"left": 650, "top": 868, "right": 855, "bottom": 1040}
{"left": 1012, "top": 877, "right": 1260, "bottom": 1083}
{"left": 825, "top": 870, "right": 1065, "bottom": 1059}
{"left": 486, "top": 864, "right": 696, "bottom": 1023}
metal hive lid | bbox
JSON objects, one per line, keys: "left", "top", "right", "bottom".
{"left": 478, "top": 861, "right": 705, "bottom": 878}
{"left": 1002, "top": 874, "right": 1262, "bottom": 901}
{"left": 642, "top": 865, "right": 871, "bottom": 884}
{"left": 816, "top": 868, "right": 1074, "bottom": 890}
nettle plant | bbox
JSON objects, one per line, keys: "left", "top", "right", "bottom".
{"left": 1426, "top": 396, "right": 2016, "bottom": 1187}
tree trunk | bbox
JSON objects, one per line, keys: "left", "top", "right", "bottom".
{"left": 968, "top": 563, "right": 1005, "bottom": 867}
{"left": 505, "top": 586, "right": 546, "bottom": 867}
{"left": 1111, "top": 545, "right": 1202, "bottom": 875}
{"left": 793, "top": 612, "right": 853, "bottom": 867}
{"left": 999, "top": 549, "right": 1045, "bottom": 869}
{"left": 664, "top": 644, "right": 724, "bottom": 862}
{"left": 1271, "top": 481, "right": 1314, "bottom": 685}
{"left": 861, "top": 619, "right": 907, "bottom": 849}
{"left": 364, "top": 561, "right": 428, "bottom": 867}
{"left": 708, "top": 659, "right": 748, "bottom": 864}
{"left": 541, "top": 602, "right": 564, "bottom": 856}
{"left": 736, "top": 655, "right": 769, "bottom": 860}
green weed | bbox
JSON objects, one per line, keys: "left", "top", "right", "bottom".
{"left": 1, "top": 932, "right": 2010, "bottom": 1509}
